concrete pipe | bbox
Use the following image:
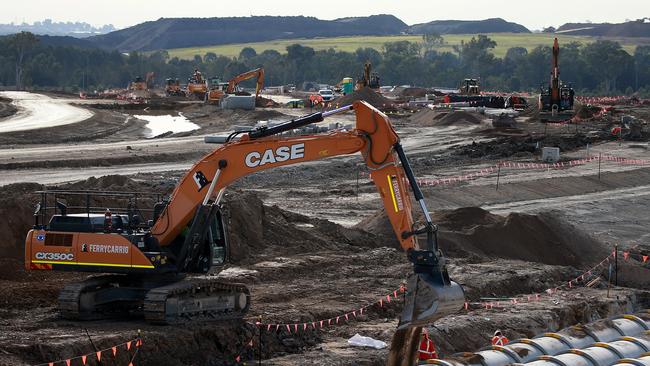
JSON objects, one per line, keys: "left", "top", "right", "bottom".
{"left": 433, "top": 311, "right": 650, "bottom": 366}
{"left": 613, "top": 352, "right": 650, "bottom": 365}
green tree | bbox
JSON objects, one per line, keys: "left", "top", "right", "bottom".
{"left": 9, "top": 32, "right": 38, "bottom": 89}
{"left": 582, "top": 40, "right": 632, "bottom": 93}
{"left": 239, "top": 47, "right": 257, "bottom": 60}
{"left": 422, "top": 32, "right": 444, "bottom": 53}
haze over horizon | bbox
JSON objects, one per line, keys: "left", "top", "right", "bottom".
{"left": 1, "top": 0, "right": 648, "bottom": 31}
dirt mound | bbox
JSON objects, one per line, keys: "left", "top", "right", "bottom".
{"left": 409, "top": 109, "right": 483, "bottom": 126}
{"left": 0, "top": 183, "right": 42, "bottom": 260}
{"left": 356, "top": 207, "right": 608, "bottom": 268}
{"left": 0, "top": 96, "right": 17, "bottom": 118}
{"left": 575, "top": 103, "right": 603, "bottom": 119}
{"left": 492, "top": 114, "right": 517, "bottom": 128}
{"left": 256, "top": 96, "right": 280, "bottom": 108}
{"left": 333, "top": 87, "right": 395, "bottom": 110}
{"left": 226, "top": 191, "right": 382, "bottom": 263}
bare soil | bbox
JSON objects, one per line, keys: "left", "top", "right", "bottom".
{"left": 0, "top": 94, "right": 649, "bottom": 365}
{"left": 0, "top": 97, "right": 17, "bottom": 119}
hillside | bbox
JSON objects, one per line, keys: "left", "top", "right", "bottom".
{"left": 409, "top": 18, "right": 530, "bottom": 35}
{"left": 556, "top": 18, "right": 650, "bottom": 37}
{"left": 166, "top": 33, "right": 640, "bottom": 60}
{"left": 0, "top": 34, "right": 99, "bottom": 49}
{"left": 88, "top": 15, "right": 408, "bottom": 51}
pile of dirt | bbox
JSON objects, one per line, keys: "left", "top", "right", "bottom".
{"left": 355, "top": 207, "right": 609, "bottom": 268}
{"left": 0, "top": 183, "right": 42, "bottom": 261}
{"left": 256, "top": 96, "right": 280, "bottom": 107}
{"left": 409, "top": 109, "right": 483, "bottom": 127}
{"left": 333, "top": 87, "right": 395, "bottom": 110}
{"left": 575, "top": 103, "right": 603, "bottom": 119}
{"left": 399, "top": 87, "right": 428, "bottom": 98}
{"left": 492, "top": 114, "right": 517, "bottom": 128}
{"left": 225, "top": 191, "right": 384, "bottom": 263}
{"left": 455, "top": 133, "right": 597, "bottom": 159}
{"left": 0, "top": 96, "right": 17, "bottom": 118}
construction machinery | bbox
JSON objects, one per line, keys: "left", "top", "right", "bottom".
{"left": 539, "top": 38, "right": 575, "bottom": 122}
{"left": 459, "top": 78, "right": 480, "bottom": 95}
{"left": 165, "top": 78, "right": 184, "bottom": 97}
{"left": 127, "top": 76, "right": 147, "bottom": 91}
{"left": 206, "top": 68, "right": 265, "bottom": 105}
{"left": 226, "top": 67, "right": 264, "bottom": 98}
{"left": 186, "top": 69, "right": 208, "bottom": 99}
{"left": 24, "top": 101, "right": 464, "bottom": 327}
{"left": 206, "top": 77, "right": 229, "bottom": 104}
{"left": 355, "top": 62, "right": 380, "bottom": 91}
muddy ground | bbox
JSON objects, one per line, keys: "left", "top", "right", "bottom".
{"left": 0, "top": 96, "right": 17, "bottom": 119}
{"left": 0, "top": 92, "right": 649, "bottom": 365}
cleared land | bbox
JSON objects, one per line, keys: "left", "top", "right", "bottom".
{"left": 166, "top": 33, "right": 646, "bottom": 59}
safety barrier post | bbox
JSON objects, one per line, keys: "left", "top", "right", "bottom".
{"left": 496, "top": 163, "right": 501, "bottom": 191}
{"left": 615, "top": 244, "right": 618, "bottom": 286}
{"left": 258, "top": 316, "right": 263, "bottom": 366}
{"left": 598, "top": 153, "right": 602, "bottom": 180}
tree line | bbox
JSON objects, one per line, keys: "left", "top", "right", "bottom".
{"left": 1, "top": 31, "right": 650, "bottom": 96}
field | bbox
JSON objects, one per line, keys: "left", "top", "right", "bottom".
{"left": 166, "top": 33, "right": 645, "bottom": 59}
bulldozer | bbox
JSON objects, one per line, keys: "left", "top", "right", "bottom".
{"left": 25, "top": 102, "right": 464, "bottom": 337}
{"left": 165, "top": 78, "right": 184, "bottom": 97}
{"left": 459, "top": 78, "right": 480, "bottom": 95}
{"left": 186, "top": 69, "right": 208, "bottom": 99}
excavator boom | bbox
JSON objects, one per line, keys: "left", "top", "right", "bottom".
{"left": 25, "top": 101, "right": 463, "bottom": 329}
{"left": 226, "top": 67, "right": 264, "bottom": 98}
{"left": 152, "top": 101, "right": 464, "bottom": 327}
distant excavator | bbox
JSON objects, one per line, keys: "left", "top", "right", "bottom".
{"left": 207, "top": 67, "right": 265, "bottom": 104}
{"left": 539, "top": 38, "right": 575, "bottom": 122}
{"left": 355, "top": 62, "right": 380, "bottom": 91}
{"left": 25, "top": 101, "right": 464, "bottom": 331}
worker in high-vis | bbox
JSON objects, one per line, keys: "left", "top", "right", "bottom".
{"left": 418, "top": 328, "right": 438, "bottom": 362}
{"left": 491, "top": 330, "right": 509, "bottom": 346}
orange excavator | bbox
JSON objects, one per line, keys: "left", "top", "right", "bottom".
{"left": 539, "top": 38, "right": 575, "bottom": 122}
{"left": 24, "top": 101, "right": 464, "bottom": 327}
{"left": 207, "top": 67, "right": 265, "bottom": 104}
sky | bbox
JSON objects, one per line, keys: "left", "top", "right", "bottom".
{"left": 1, "top": 0, "right": 648, "bottom": 31}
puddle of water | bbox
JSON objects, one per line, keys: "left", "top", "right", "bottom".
{"left": 134, "top": 113, "right": 200, "bottom": 138}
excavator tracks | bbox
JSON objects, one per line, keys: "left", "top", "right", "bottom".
{"left": 58, "top": 275, "right": 142, "bottom": 320}
{"left": 58, "top": 275, "right": 250, "bottom": 324}
{"left": 143, "top": 278, "right": 250, "bottom": 324}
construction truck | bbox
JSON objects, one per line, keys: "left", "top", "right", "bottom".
{"left": 459, "top": 78, "right": 480, "bottom": 95}
{"left": 355, "top": 62, "right": 380, "bottom": 91}
{"left": 24, "top": 101, "right": 464, "bottom": 329}
{"left": 539, "top": 38, "right": 575, "bottom": 122}
{"left": 165, "top": 78, "right": 184, "bottom": 97}
{"left": 187, "top": 69, "right": 208, "bottom": 99}
{"left": 206, "top": 68, "right": 265, "bottom": 105}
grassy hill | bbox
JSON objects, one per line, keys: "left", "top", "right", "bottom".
{"left": 166, "top": 33, "right": 643, "bottom": 60}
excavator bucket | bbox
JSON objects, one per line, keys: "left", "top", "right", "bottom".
{"left": 398, "top": 266, "right": 465, "bottom": 329}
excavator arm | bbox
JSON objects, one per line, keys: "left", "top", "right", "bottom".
{"left": 151, "top": 101, "right": 464, "bottom": 329}
{"left": 226, "top": 67, "right": 264, "bottom": 98}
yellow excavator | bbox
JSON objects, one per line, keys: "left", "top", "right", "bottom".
{"left": 355, "top": 62, "right": 380, "bottom": 91}
{"left": 25, "top": 102, "right": 464, "bottom": 359}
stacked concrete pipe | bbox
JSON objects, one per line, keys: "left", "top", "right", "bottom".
{"left": 429, "top": 310, "right": 650, "bottom": 366}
